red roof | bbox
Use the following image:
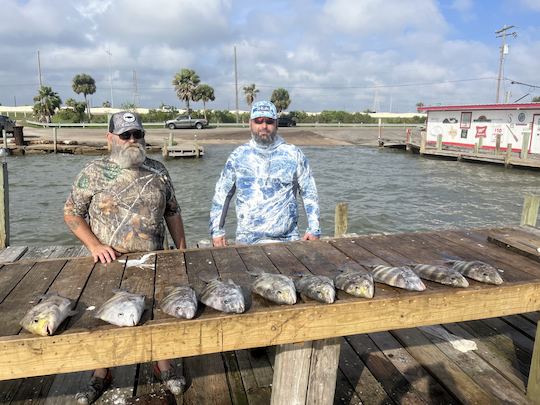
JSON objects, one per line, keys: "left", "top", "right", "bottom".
{"left": 418, "top": 103, "right": 540, "bottom": 112}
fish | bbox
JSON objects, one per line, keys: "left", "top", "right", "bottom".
{"left": 200, "top": 279, "right": 245, "bottom": 313}
{"left": 446, "top": 260, "right": 504, "bottom": 285}
{"left": 334, "top": 266, "right": 374, "bottom": 298}
{"left": 20, "top": 293, "right": 76, "bottom": 336}
{"left": 294, "top": 274, "right": 335, "bottom": 304}
{"left": 412, "top": 264, "right": 469, "bottom": 288}
{"left": 95, "top": 290, "right": 146, "bottom": 327}
{"left": 370, "top": 265, "right": 426, "bottom": 291}
{"left": 117, "top": 253, "right": 155, "bottom": 269}
{"left": 160, "top": 286, "right": 198, "bottom": 319}
{"left": 251, "top": 273, "right": 297, "bottom": 305}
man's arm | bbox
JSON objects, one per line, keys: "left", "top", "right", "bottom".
{"left": 210, "top": 156, "right": 237, "bottom": 247}
{"left": 165, "top": 213, "right": 186, "bottom": 249}
{"left": 296, "top": 149, "right": 321, "bottom": 240}
{"left": 64, "top": 214, "right": 118, "bottom": 263}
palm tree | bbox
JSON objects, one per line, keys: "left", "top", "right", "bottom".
{"left": 72, "top": 74, "right": 96, "bottom": 120}
{"left": 172, "top": 68, "right": 201, "bottom": 114}
{"left": 243, "top": 84, "right": 259, "bottom": 108}
{"left": 194, "top": 84, "right": 215, "bottom": 121}
{"left": 33, "top": 86, "right": 62, "bottom": 123}
{"left": 270, "top": 88, "right": 291, "bottom": 113}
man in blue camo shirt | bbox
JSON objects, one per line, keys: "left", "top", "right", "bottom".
{"left": 210, "top": 100, "right": 320, "bottom": 246}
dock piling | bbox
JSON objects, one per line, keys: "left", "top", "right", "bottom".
{"left": 520, "top": 195, "right": 540, "bottom": 227}
{"left": 335, "top": 202, "right": 348, "bottom": 237}
{"left": 0, "top": 162, "right": 10, "bottom": 248}
{"left": 53, "top": 127, "right": 58, "bottom": 153}
{"left": 520, "top": 131, "right": 531, "bottom": 160}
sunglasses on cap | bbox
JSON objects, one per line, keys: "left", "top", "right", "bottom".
{"left": 252, "top": 117, "right": 276, "bottom": 125}
{"left": 115, "top": 130, "right": 145, "bottom": 140}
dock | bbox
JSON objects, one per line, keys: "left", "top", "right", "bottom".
{"left": 0, "top": 226, "right": 539, "bottom": 404}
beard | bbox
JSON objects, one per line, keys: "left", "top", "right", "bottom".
{"left": 251, "top": 127, "right": 278, "bottom": 146}
{"left": 110, "top": 138, "right": 146, "bottom": 168}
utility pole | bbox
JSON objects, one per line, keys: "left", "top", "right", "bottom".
{"left": 37, "top": 50, "right": 43, "bottom": 88}
{"left": 133, "top": 70, "right": 139, "bottom": 108}
{"left": 234, "top": 46, "right": 239, "bottom": 123}
{"left": 495, "top": 25, "right": 517, "bottom": 103}
{"left": 105, "top": 48, "right": 114, "bottom": 108}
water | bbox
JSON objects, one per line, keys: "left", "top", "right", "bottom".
{"left": 5, "top": 145, "right": 539, "bottom": 247}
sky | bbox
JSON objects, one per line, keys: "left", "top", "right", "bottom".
{"left": 1, "top": 0, "right": 539, "bottom": 113}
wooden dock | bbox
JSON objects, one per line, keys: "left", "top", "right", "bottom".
{"left": 0, "top": 226, "right": 539, "bottom": 404}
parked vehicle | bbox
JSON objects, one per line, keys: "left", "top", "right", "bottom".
{"left": 165, "top": 115, "right": 208, "bottom": 130}
{"left": 278, "top": 116, "right": 296, "bottom": 127}
{"left": 0, "top": 115, "right": 15, "bottom": 134}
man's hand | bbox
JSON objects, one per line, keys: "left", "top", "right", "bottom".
{"left": 302, "top": 232, "right": 319, "bottom": 241}
{"left": 212, "top": 236, "right": 227, "bottom": 247}
{"left": 89, "top": 243, "right": 118, "bottom": 264}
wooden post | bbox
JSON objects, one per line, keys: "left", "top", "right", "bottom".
{"left": 271, "top": 342, "right": 313, "bottom": 405}
{"left": 478, "top": 136, "right": 483, "bottom": 151}
{"left": 405, "top": 128, "right": 411, "bottom": 144}
{"left": 521, "top": 131, "right": 531, "bottom": 160}
{"left": 505, "top": 143, "right": 512, "bottom": 167}
{"left": 53, "top": 127, "right": 58, "bottom": 153}
{"left": 495, "top": 133, "right": 501, "bottom": 155}
{"left": 2, "top": 129, "right": 7, "bottom": 149}
{"left": 528, "top": 321, "right": 540, "bottom": 403}
{"left": 168, "top": 133, "right": 174, "bottom": 147}
{"left": 420, "top": 131, "right": 427, "bottom": 154}
{"left": 377, "top": 118, "right": 382, "bottom": 143}
{"left": 520, "top": 195, "right": 540, "bottom": 227}
{"left": 306, "top": 338, "right": 341, "bottom": 404}
{"left": 436, "top": 134, "right": 442, "bottom": 151}
{"left": 334, "top": 202, "right": 348, "bottom": 237}
{"left": 0, "top": 163, "right": 10, "bottom": 248}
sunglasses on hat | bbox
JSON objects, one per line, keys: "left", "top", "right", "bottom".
{"left": 115, "top": 130, "right": 145, "bottom": 141}
{"left": 252, "top": 117, "right": 276, "bottom": 125}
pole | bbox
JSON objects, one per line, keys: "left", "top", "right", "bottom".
{"left": 0, "top": 162, "right": 10, "bottom": 248}
{"left": 37, "top": 50, "right": 43, "bottom": 88}
{"left": 106, "top": 48, "right": 114, "bottom": 108}
{"left": 495, "top": 25, "right": 517, "bottom": 103}
{"left": 234, "top": 46, "right": 239, "bottom": 123}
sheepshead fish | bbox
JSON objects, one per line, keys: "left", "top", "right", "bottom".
{"left": 20, "top": 293, "right": 76, "bottom": 336}
{"left": 412, "top": 264, "right": 469, "bottom": 288}
{"left": 252, "top": 273, "right": 297, "bottom": 305}
{"left": 334, "top": 267, "right": 374, "bottom": 298}
{"left": 294, "top": 275, "right": 335, "bottom": 304}
{"left": 95, "top": 290, "right": 146, "bottom": 327}
{"left": 446, "top": 260, "right": 504, "bottom": 285}
{"left": 200, "top": 279, "right": 245, "bottom": 313}
{"left": 370, "top": 265, "right": 426, "bottom": 291}
{"left": 160, "top": 286, "right": 198, "bottom": 319}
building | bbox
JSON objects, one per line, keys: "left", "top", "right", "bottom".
{"left": 418, "top": 103, "right": 540, "bottom": 154}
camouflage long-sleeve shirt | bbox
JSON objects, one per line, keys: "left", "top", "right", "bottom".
{"left": 209, "top": 136, "right": 320, "bottom": 244}
{"left": 64, "top": 157, "right": 180, "bottom": 253}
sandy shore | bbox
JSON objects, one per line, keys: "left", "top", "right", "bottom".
{"left": 20, "top": 126, "right": 409, "bottom": 148}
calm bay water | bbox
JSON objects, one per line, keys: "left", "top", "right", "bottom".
{"left": 6, "top": 145, "right": 539, "bottom": 247}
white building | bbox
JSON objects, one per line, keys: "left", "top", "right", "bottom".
{"left": 418, "top": 103, "right": 540, "bottom": 154}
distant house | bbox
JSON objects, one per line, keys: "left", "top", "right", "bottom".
{"left": 418, "top": 103, "right": 540, "bottom": 154}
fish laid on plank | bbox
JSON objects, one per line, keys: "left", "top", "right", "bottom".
{"left": 334, "top": 267, "right": 374, "bottom": 298}
{"left": 294, "top": 275, "right": 335, "bottom": 304}
{"left": 446, "top": 260, "right": 504, "bottom": 285}
{"left": 95, "top": 290, "right": 146, "bottom": 327}
{"left": 160, "top": 286, "right": 198, "bottom": 319}
{"left": 200, "top": 279, "right": 245, "bottom": 313}
{"left": 20, "top": 293, "right": 76, "bottom": 336}
{"left": 252, "top": 273, "right": 297, "bottom": 305}
{"left": 412, "top": 264, "right": 469, "bottom": 288}
{"left": 370, "top": 265, "right": 426, "bottom": 291}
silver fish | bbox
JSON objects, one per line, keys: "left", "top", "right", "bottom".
{"left": 294, "top": 275, "right": 335, "bottom": 304}
{"left": 334, "top": 268, "right": 374, "bottom": 298}
{"left": 252, "top": 273, "right": 297, "bottom": 305}
{"left": 447, "top": 260, "right": 504, "bottom": 285}
{"left": 20, "top": 293, "right": 76, "bottom": 336}
{"left": 413, "top": 264, "right": 469, "bottom": 288}
{"left": 95, "top": 290, "right": 146, "bottom": 327}
{"left": 370, "top": 265, "right": 426, "bottom": 291}
{"left": 160, "top": 286, "right": 198, "bottom": 319}
{"left": 200, "top": 279, "right": 245, "bottom": 313}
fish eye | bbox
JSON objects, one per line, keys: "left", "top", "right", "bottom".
{"left": 33, "top": 319, "right": 39, "bottom": 323}
{"left": 224, "top": 299, "right": 229, "bottom": 304}
{"left": 118, "top": 312, "right": 124, "bottom": 317}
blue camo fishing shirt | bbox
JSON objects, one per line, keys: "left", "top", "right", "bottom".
{"left": 209, "top": 136, "right": 320, "bottom": 244}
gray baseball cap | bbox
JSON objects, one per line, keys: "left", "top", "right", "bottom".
{"left": 108, "top": 111, "right": 144, "bottom": 134}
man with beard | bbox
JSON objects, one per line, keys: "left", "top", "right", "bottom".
{"left": 210, "top": 100, "right": 320, "bottom": 247}
{"left": 64, "top": 111, "right": 186, "bottom": 403}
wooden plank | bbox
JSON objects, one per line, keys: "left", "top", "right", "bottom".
{"left": 368, "top": 331, "right": 457, "bottom": 404}
{"left": 0, "top": 246, "right": 28, "bottom": 263}
{"left": 346, "top": 333, "right": 428, "bottom": 404}
{"left": 528, "top": 320, "right": 540, "bottom": 403}
{"left": 235, "top": 349, "right": 271, "bottom": 405}
{"left": 271, "top": 342, "right": 312, "bottom": 405}
{"left": 236, "top": 246, "right": 280, "bottom": 275}
{"left": 261, "top": 244, "right": 309, "bottom": 276}
{"left": 502, "top": 314, "right": 537, "bottom": 340}
{"left": 182, "top": 353, "right": 233, "bottom": 405}
{"left": 18, "top": 246, "right": 57, "bottom": 260}
{"left": 222, "top": 351, "right": 251, "bottom": 405}
{"left": 0, "top": 262, "right": 34, "bottom": 303}
{"left": 305, "top": 338, "right": 341, "bottom": 404}
{"left": 333, "top": 368, "right": 364, "bottom": 405}
{"left": 2, "top": 279, "right": 540, "bottom": 380}
{"left": 418, "top": 325, "right": 530, "bottom": 403}
{"left": 488, "top": 228, "right": 540, "bottom": 262}
{"left": 391, "top": 328, "right": 496, "bottom": 404}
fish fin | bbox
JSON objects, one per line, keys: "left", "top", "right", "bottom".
{"left": 197, "top": 273, "right": 219, "bottom": 284}
{"left": 68, "top": 310, "right": 78, "bottom": 317}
